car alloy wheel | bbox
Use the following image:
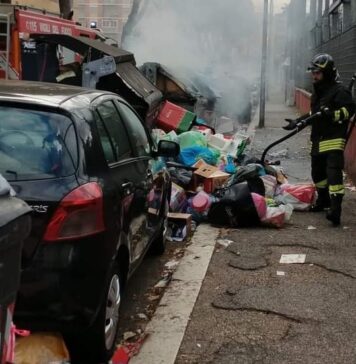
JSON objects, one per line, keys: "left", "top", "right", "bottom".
{"left": 105, "top": 273, "right": 121, "bottom": 350}
{"left": 63, "top": 262, "right": 123, "bottom": 363}
{"left": 150, "top": 197, "right": 169, "bottom": 255}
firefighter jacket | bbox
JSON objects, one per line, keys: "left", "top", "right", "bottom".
{"left": 309, "top": 80, "right": 355, "bottom": 155}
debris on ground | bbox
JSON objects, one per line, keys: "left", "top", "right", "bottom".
{"left": 137, "top": 313, "right": 148, "bottom": 321}
{"left": 111, "top": 334, "right": 147, "bottom": 364}
{"left": 164, "top": 259, "right": 180, "bottom": 270}
{"left": 123, "top": 331, "right": 137, "bottom": 341}
{"left": 279, "top": 254, "right": 306, "bottom": 264}
{"left": 216, "top": 239, "right": 234, "bottom": 248}
{"left": 14, "top": 332, "right": 70, "bottom": 364}
{"left": 269, "top": 148, "right": 289, "bottom": 158}
{"left": 151, "top": 103, "right": 318, "bottom": 234}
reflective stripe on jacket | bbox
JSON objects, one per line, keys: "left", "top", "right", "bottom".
{"left": 310, "top": 81, "right": 355, "bottom": 155}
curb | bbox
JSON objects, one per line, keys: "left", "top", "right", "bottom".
{"left": 130, "top": 224, "right": 219, "bottom": 364}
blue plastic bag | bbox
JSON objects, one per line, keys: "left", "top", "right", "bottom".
{"left": 179, "top": 146, "right": 220, "bottom": 166}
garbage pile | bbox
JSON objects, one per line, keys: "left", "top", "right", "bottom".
{"left": 154, "top": 101, "right": 317, "bottom": 238}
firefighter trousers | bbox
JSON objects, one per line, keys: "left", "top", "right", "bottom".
{"left": 311, "top": 151, "right": 345, "bottom": 196}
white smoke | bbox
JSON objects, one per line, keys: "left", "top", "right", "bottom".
{"left": 122, "top": 0, "right": 261, "bottom": 123}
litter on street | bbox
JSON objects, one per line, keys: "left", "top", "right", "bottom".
{"left": 1, "top": 0, "right": 356, "bottom": 363}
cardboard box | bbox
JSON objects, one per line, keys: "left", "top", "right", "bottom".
{"left": 169, "top": 183, "right": 187, "bottom": 212}
{"left": 156, "top": 101, "right": 196, "bottom": 134}
{"left": 167, "top": 213, "right": 192, "bottom": 241}
{"left": 193, "top": 160, "right": 230, "bottom": 193}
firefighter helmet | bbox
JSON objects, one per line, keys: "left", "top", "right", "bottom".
{"left": 308, "top": 53, "right": 337, "bottom": 80}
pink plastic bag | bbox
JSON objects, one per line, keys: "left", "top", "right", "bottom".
{"left": 260, "top": 175, "right": 277, "bottom": 198}
{"left": 261, "top": 204, "right": 293, "bottom": 228}
{"left": 251, "top": 193, "right": 267, "bottom": 219}
{"left": 276, "top": 184, "right": 316, "bottom": 211}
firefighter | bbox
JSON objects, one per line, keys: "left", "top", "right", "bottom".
{"left": 283, "top": 53, "right": 355, "bottom": 226}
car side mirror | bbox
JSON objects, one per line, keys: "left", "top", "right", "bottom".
{"left": 156, "top": 140, "right": 180, "bottom": 158}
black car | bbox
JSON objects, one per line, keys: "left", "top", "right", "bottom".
{"left": 0, "top": 81, "right": 178, "bottom": 362}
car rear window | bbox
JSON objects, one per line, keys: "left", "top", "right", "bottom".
{"left": 0, "top": 106, "right": 78, "bottom": 181}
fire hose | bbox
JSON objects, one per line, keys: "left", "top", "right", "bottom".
{"left": 261, "top": 73, "right": 356, "bottom": 164}
{"left": 260, "top": 111, "right": 322, "bottom": 164}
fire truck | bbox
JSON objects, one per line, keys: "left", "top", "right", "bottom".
{"left": 0, "top": 4, "right": 162, "bottom": 125}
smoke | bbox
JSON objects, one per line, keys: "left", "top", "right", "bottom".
{"left": 122, "top": 0, "right": 261, "bottom": 123}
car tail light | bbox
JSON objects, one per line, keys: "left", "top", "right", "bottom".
{"left": 43, "top": 182, "right": 105, "bottom": 242}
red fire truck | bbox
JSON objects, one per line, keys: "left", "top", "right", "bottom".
{"left": 0, "top": 4, "right": 99, "bottom": 79}
{"left": 0, "top": 4, "right": 162, "bottom": 125}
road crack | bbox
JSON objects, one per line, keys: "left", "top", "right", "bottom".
{"left": 212, "top": 303, "right": 303, "bottom": 323}
{"left": 267, "top": 243, "right": 319, "bottom": 250}
{"left": 311, "top": 262, "right": 356, "bottom": 279}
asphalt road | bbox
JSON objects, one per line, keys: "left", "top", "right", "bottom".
{"left": 117, "top": 97, "right": 356, "bottom": 364}
{"left": 176, "top": 112, "right": 356, "bottom": 363}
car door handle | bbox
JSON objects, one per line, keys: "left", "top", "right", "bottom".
{"left": 121, "top": 182, "right": 133, "bottom": 195}
{"left": 122, "top": 181, "right": 133, "bottom": 189}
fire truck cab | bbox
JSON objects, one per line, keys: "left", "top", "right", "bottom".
{"left": 0, "top": 4, "right": 162, "bottom": 125}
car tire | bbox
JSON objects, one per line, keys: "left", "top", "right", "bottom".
{"left": 150, "top": 198, "right": 169, "bottom": 256}
{"left": 64, "top": 261, "right": 122, "bottom": 363}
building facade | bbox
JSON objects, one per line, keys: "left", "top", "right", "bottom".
{"left": 0, "top": 0, "right": 59, "bottom": 13}
{"left": 286, "top": 0, "right": 356, "bottom": 92}
{"left": 73, "top": 0, "right": 132, "bottom": 44}
{"left": 284, "top": 0, "right": 356, "bottom": 185}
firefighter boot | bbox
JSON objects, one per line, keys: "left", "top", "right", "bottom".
{"left": 326, "top": 194, "right": 343, "bottom": 226}
{"left": 310, "top": 188, "right": 330, "bottom": 212}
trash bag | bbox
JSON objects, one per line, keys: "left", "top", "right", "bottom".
{"left": 225, "top": 165, "right": 266, "bottom": 196}
{"left": 162, "top": 130, "right": 179, "bottom": 143}
{"left": 260, "top": 174, "right": 278, "bottom": 198}
{"left": 251, "top": 192, "right": 267, "bottom": 219}
{"left": 261, "top": 204, "right": 293, "bottom": 228}
{"left": 178, "top": 131, "right": 207, "bottom": 149}
{"left": 179, "top": 146, "right": 220, "bottom": 166}
{"left": 275, "top": 184, "right": 316, "bottom": 211}
{"left": 208, "top": 182, "right": 260, "bottom": 227}
{"left": 151, "top": 129, "right": 167, "bottom": 144}
{"left": 168, "top": 167, "right": 193, "bottom": 187}
{"left": 226, "top": 164, "right": 265, "bottom": 187}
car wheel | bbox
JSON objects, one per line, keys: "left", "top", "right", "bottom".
{"left": 150, "top": 198, "right": 169, "bottom": 256}
{"left": 64, "top": 262, "right": 122, "bottom": 363}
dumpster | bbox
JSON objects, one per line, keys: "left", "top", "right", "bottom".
{"left": 0, "top": 177, "right": 31, "bottom": 363}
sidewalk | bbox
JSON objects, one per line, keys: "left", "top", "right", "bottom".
{"left": 174, "top": 91, "right": 356, "bottom": 363}
{"left": 249, "top": 91, "right": 311, "bottom": 183}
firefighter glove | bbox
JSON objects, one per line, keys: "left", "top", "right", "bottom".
{"left": 320, "top": 106, "right": 333, "bottom": 119}
{"left": 283, "top": 118, "right": 298, "bottom": 130}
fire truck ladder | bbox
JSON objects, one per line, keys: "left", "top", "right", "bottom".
{"left": 0, "top": 12, "right": 13, "bottom": 80}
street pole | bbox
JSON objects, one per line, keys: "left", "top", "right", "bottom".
{"left": 259, "top": 0, "right": 269, "bottom": 128}
{"left": 267, "top": 0, "right": 274, "bottom": 93}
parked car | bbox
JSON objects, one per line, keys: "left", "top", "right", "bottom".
{"left": 0, "top": 175, "right": 31, "bottom": 362}
{"left": 0, "top": 80, "right": 179, "bottom": 362}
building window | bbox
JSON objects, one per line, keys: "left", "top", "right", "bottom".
{"left": 306, "top": 0, "right": 311, "bottom": 13}
{"left": 102, "top": 18, "right": 119, "bottom": 29}
{"left": 328, "top": 2, "right": 344, "bottom": 38}
{"left": 77, "top": 17, "right": 87, "bottom": 25}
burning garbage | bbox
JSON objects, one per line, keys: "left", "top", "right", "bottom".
{"left": 151, "top": 102, "right": 317, "bottom": 235}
